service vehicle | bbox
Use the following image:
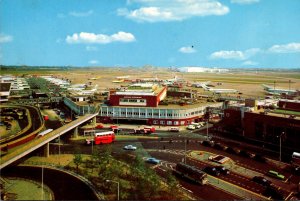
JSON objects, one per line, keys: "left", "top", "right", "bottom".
{"left": 173, "top": 162, "right": 208, "bottom": 185}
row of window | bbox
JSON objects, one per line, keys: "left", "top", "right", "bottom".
{"left": 120, "top": 99, "right": 146, "bottom": 103}
{"left": 152, "top": 120, "right": 187, "bottom": 125}
{"left": 103, "top": 110, "right": 204, "bottom": 117}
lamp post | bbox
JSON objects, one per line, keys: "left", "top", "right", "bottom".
{"left": 206, "top": 119, "right": 209, "bottom": 140}
{"left": 278, "top": 132, "right": 286, "bottom": 162}
{"left": 184, "top": 137, "right": 187, "bottom": 164}
{"left": 106, "top": 180, "right": 119, "bottom": 200}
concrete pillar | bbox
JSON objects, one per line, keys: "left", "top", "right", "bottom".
{"left": 73, "top": 127, "right": 79, "bottom": 138}
{"left": 43, "top": 143, "right": 49, "bottom": 157}
{"left": 92, "top": 116, "right": 97, "bottom": 126}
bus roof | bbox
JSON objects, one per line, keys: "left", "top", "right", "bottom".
{"left": 95, "top": 131, "right": 114, "bottom": 136}
{"left": 292, "top": 152, "right": 300, "bottom": 157}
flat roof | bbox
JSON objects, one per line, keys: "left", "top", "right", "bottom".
{"left": 102, "top": 101, "right": 222, "bottom": 110}
{"left": 0, "top": 83, "right": 11, "bottom": 92}
{"left": 251, "top": 109, "right": 300, "bottom": 120}
{"left": 114, "top": 86, "right": 165, "bottom": 96}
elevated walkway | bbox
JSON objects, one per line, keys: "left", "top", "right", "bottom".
{"left": 0, "top": 113, "right": 98, "bottom": 169}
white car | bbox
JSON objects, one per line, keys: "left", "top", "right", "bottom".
{"left": 187, "top": 125, "right": 196, "bottom": 130}
{"left": 124, "top": 145, "right": 137, "bottom": 150}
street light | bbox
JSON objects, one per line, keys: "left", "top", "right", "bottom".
{"left": 106, "top": 179, "right": 119, "bottom": 200}
{"left": 206, "top": 119, "right": 209, "bottom": 140}
{"left": 278, "top": 132, "right": 286, "bottom": 162}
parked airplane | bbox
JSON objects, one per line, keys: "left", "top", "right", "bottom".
{"left": 202, "top": 84, "right": 238, "bottom": 94}
{"left": 262, "top": 84, "right": 297, "bottom": 95}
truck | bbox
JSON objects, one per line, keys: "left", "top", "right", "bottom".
{"left": 173, "top": 162, "right": 208, "bottom": 185}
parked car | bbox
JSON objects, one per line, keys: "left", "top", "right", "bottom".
{"left": 169, "top": 127, "right": 179, "bottom": 132}
{"left": 267, "top": 170, "right": 285, "bottom": 180}
{"left": 239, "top": 150, "right": 254, "bottom": 158}
{"left": 123, "top": 145, "right": 137, "bottom": 150}
{"left": 252, "top": 176, "right": 272, "bottom": 187}
{"left": 214, "top": 166, "right": 230, "bottom": 175}
{"left": 146, "top": 157, "right": 161, "bottom": 164}
{"left": 95, "top": 124, "right": 104, "bottom": 129}
{"left": 253, "top": 154, "right": 267, "bottom": 163}
{"left": 264, "top": 186, "right": 284, "bottom": 200}
{"left": 214, "top": 142, "right": 227, "bottom": 150}
{"left": 113, "top": 128, "right": 122, "bottom": 133}
{"left": 226, "top": 147, "right": 240, "bottom": 155}
{"left": 203, "top": 167, "right": 220, "bottom": 176}
{"left": 187, "top": 125, "right": 196, "bottom": 130}
{"left": 202, "top": 140, "right": 214, "bottom": 147}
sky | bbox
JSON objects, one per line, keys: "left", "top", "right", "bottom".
{"left": 0, "top": 0, "right": 300, "bottom": 68}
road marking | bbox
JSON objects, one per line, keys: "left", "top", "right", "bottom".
{"left": 181, "top": 186, "right": 193, "bottom": 193}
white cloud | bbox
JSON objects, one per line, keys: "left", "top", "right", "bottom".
{"left": 66, "top": 32, "right": 136, "bottom": 44}
{"left": 118, "top": 0, "right": 229, "bottom": 22}
{"left": 86, "top": 46, "right": 98, "bottom": 51}
{"left": 230, "top": 0, "right": 260, "bottom": 4}
{"left": 89, "top": 60, "right": 99, "bottom": 64}
{"left": 0, "top": 33, "right": 13, "bottom": 43}
{"left": 210, "top": 50, "right": 245, "bottom": 60}
{"left": 69, "top": 10, "right": 94, "bottom": 17}
{"left": 242, "top": 60, "right": 258, "bottom": 66}
{"left": 268, "top": 43, "right": 300, "bottom": 53}
{"left": 210, "top": 48, "right": 260, "bottom": 60}
{"left": 179, "top": 46, "right": 196, "bottom": 53}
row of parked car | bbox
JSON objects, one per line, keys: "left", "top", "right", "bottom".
{"left": 201, "top": 140, "right": 267, "bottom": 163}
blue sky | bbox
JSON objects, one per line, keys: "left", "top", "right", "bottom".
{"left": 1, "top": 0, "right": 300, "bottom": 68}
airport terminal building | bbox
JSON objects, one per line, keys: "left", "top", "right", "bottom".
{"left": 98, "top": 83, "right": 222, "bottom": 126}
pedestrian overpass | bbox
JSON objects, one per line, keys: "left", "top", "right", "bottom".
{"left": 0, "top": 113, "right": 98, "bottom": 169}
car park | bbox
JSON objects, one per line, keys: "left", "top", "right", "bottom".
{"left": 203, "top": 167, "right": 220, "bottom": 176}
{"left": 124, "top": 145, "right": 137, "bottom": 150}
{"left": 214, "top": 166, "right": 230, "bottom": 175}
{"left": 146, "top": 157, "right": 161, "bottom": 164}
{"left": 252, "top": 176, "right": 272, "bottom": 187}
{"left": 267, "top": 170, "right": 285, "bottom": 180}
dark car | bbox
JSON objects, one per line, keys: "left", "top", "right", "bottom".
{"left": 203, "top": 167, "right": 220, "bottom": 176}
{"left": 239, "top": 150, "right": 254, "bottom": 158}
{"left": 202, "top": 140, "right": 214, "bottom": 147}
{"left": 214, "top": 143, "right": 227, "bottom": 150}
{"left": 214, "top": 166, "right": 230, "bottom": 175}
{"left": 252, "top": 176, "right": 272, "bottom": 187}
{"left": 253, "top": 154, "right": 267, "bottom": 163}
{"left": 113, "top": 128, "right": 122, "bottom": 133}
{"left": 226, "top": 147, "right": 240, "bottom": 155}
{"left": 264, "top": 186, "right": 284, "bottom": 200}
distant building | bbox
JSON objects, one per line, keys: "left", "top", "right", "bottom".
{"left": 0, "top": 83, "right": 11, "bottom": 102}
{"left": 179, "top": 67, "right": 229, "bottom": 73}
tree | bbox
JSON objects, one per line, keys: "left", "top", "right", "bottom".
{"left": 73, "top": 154, "right": 82, "bottom": 173}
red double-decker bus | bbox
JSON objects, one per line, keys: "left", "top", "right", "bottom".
{"left": 86, "top": 131, "right": 115, "bottom": 145}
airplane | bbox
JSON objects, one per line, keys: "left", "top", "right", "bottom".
{"left": 262, "top": 84, "right": 297, "bottom": 95}
{"left": 192, "top": 81, "right": 211, "bottom": 88}
{"left": 202, "top": 84, "right": 238, "bottom": 94}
